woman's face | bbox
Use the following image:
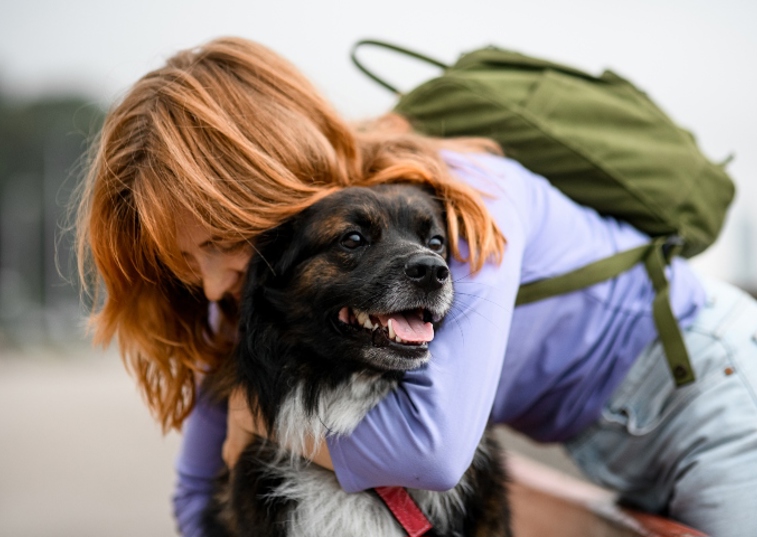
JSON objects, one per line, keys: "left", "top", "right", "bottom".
{"left": 175, "top": 209, "right": 252, "bottom": 303}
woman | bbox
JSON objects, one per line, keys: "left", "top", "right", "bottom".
{"left": 76, "top": 37, "right": 757, "bottom": 536}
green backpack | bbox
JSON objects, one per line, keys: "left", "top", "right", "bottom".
{"left": 352, "top": 39, "right": 736, "bottom": 386}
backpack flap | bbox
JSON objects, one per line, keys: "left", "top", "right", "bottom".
{"left": 393, "top": 46, "right": 735, "bottom": 258}
{"left": 453, "top": 46, "right": 597, "bottom": 81}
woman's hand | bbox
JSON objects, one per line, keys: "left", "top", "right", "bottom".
{"left": 222, "top": 388, "right": 335, "bottom": 471}
{"left": 222, "top": 388, "right": 262, "bottom": 468}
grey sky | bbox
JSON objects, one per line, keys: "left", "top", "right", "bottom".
{"left": 2, "top": 0, "right": 755, "bottom": 282}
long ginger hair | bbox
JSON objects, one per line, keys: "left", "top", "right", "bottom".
{"left": 76, "top": 37, "right": 505, "bottom": 431}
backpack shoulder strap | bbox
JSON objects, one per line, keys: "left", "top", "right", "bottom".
{"left": 516, "top": 236, "right": 694, "bottom": 387}
{"left": 515, "top": 242, "right": 654, "bottom": 305}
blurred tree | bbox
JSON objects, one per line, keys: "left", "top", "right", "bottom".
{"left": 0, "top": 91, "right": 104, "bottom": 346}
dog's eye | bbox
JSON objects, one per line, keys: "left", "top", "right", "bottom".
{"left": 428, "top": 235, "right": 445, "bottom": 252}
{"left": 340, "top": 232, "right": 367, "bottom": 250}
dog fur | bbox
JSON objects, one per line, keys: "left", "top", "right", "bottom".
{"left": 203, "top": 184, "right": 512, "bottom": 537}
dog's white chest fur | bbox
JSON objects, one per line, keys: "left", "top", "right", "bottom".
{"left": 268, "top": 464, "right": 406, "bottom": 537}
{"left": 275, "top": 372, "right": 396, "bottom": 457}
{"left": 265, "top": 372, "right": 475, "bottom": 536}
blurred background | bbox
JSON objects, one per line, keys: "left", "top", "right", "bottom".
{"left": 1, "top": 0, "right": 755, "bottom": 535}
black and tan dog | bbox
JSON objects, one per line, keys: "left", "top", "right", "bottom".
{"left": 203, "top": 184, "right": 512, "bottom": 537}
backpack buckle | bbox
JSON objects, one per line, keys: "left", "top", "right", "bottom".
{"left": 662, "top": 235, "right": 685, "bottom": 263}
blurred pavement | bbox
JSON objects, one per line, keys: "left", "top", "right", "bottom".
{"left": 0, "top": 346, "right": 181, "bottom": 537}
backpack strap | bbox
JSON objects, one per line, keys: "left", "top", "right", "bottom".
{"left": 350, "top": 39, "right": 448, "bottom": 95}
{"left": 643, "top": 237, "right": 694, "bottom": 386}
{"left": 516, "top": 236, "right": 695, "bottom": 387}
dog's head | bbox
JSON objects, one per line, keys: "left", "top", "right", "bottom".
{"left": 238, "top": 183, "right": 453, "bottom": 375}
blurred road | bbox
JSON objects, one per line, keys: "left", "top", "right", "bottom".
{"left": 0, "top": 345, "right": 581, "bottom": 537}
{"left": 0, "top": 346, "right": 181, "bottom": 537}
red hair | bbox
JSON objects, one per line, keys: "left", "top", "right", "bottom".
{"left": 76, "top": 37, "right": 505, "bottom": 431}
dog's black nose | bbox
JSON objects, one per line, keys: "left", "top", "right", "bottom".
{"left": 404, "top": 254, "right": 450, "bottom": 291}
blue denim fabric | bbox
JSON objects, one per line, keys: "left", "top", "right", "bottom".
{"left": 565, "top": 277, "right": 757, "bottom": 536}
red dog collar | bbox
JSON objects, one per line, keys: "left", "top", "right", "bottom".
{"left": 374, "top": 486, "right": 433, "bottom": 537}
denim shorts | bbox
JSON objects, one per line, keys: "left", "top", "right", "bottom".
{"left": 565, "top": 277, "right": 757, "bottom": 536}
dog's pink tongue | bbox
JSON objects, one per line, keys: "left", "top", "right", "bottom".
{"left": 381, "top": 312, "right": 434, "bottom": 343}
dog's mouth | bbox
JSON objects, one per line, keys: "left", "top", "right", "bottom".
{"left": 337, "top": 306, "right": 440, "bottom": 347}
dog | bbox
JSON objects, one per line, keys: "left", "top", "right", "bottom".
{"left": 203, "top": 183, "right": 512, "bottom": 537}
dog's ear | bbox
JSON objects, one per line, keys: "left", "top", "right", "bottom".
{"left": 244, "top": 217, "right": 305, "bottom": 290}
{"left": 234, "top": 216, "right": 311, "bottom": 433}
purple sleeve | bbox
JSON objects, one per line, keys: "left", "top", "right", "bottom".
{"left": 327, "top": 154, "right": 529, "bottom": 492}
{"left": 172, "top": 392, "right": 227, "bottom": 537}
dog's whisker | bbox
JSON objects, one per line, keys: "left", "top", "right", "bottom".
{"left": 447, "top": 306, "right": 505, "bottom": 331}
{"left": 315, "top": 413, "right": 336, "bottom": 437}
{"left": 447, "top": 307, "right": 500, "bottom": 330}
{"left": 451, "top": 278, "right": 498, "bottom": 288}
{"left": 441, "top": 314, "right": 468, "bottom": 344}
{"left": 450, "top": 268, "right": 477, "bottom": 282}
{"left": 452, "top": 291, "right": 511, "bottom": 311}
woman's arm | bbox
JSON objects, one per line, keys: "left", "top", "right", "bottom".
{"left": 172, "top": 392, "right": 227, "bottom": 537}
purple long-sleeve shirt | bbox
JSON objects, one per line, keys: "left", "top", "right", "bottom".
{"left": 172, "top": 152, "right": 705, "bottom": 535}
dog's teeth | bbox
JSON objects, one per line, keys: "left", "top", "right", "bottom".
{"left": 387, "top": 319, "right": 396, "bottom": 340}
{"left": 356, "top": 311, "right": 374, "bottom": 330}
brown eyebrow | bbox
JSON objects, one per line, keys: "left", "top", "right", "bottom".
{"left": 176, "top": 240, "right": 213, "bottom": 257}
{"left": 199, "top": 234, "right": 231, "bottom": 250}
